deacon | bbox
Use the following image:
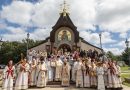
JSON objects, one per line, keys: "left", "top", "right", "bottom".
{"left": 2, "top": 60, "right": 15, "bottom": 90}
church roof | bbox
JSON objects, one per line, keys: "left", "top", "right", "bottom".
{"left": 50, "top": 12, "right": 79, "bottom": 43}
{"left": 52, "top": 13, "right": 77, "bottom": 30}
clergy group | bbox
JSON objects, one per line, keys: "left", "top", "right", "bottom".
{"left": 2, "top": 49, "right": 123, "bottom": 90}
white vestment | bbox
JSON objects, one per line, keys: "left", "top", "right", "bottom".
{"left": 71, "top": 61, "right": 77, "bottom": 82}
{"left": 46, "top": 61, "right": 53, "bottom": 81}
{"left": 103, "top": 63, "right": 108, "bottom": 86}
{"left": 96, "top": 67, "right": 105, "bottom": 90}
{"left": 55, "top": 59, "right": 63, "bottom": 81}
{"left": 15, "top": 63, "right": 30, "bottom": 90}
{"left": 2, "top": 66, "right": 15, "bottom": 90}
{"left": 36, "top": 62, "right": 47, "bottom": 87}
{"left": 90, "top": 65, "right": 97, "bottom": 87}
{"left": 83, "top": 65, "right": 90, "bottom": 87}
{"left": 30, "top": 64, "right": 37, "bottom": 86}
{"left": 75, "top": 62, "right": 83, "bottom": 87}
{"left": 61, "top": 63, "right": 70, "bottom": 86}
{"left": 116, "top": 65, "right": 122, "bottom": 88}
{"left": 107, "top": 65, "right": 118, "bottom": 88}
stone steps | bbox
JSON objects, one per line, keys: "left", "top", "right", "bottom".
{"left": 47, "top": 81, "right": 75, "bottom": 85}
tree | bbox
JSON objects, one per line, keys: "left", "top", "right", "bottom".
{"left": 0, "top": 39, "right": 42, "bottom": 64}
{"left": 122, "top": 48, "right": 130, "bottom": 65}
{"left": 106, "top": 51, "right": 120, "bottom": 61}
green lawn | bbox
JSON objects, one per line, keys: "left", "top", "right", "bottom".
{"left": 121, "top": 67, "right": 130, "bottom": 87}
{"left": 121, "top": 66, "right": 130, "bottom": 72}
{"left": 121, "top": 74, "right": 130, "bottom": 87}
{"left": 121, "top": 74, "right": 130, "bottom": 78}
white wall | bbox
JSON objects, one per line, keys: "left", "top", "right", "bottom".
{"left": 29, "top": 39, "right": 50, "bottom": 52}
{"left": 78, "top": 39, "right": 102, "bottom": 53}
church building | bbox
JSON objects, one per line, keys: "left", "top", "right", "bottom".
{"left": 30, "top": 1, "right": 102, "bottom": 54}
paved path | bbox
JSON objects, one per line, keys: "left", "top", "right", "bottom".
{"left": 27, "top": 85, "right": 130, "bottom": 90}
{"left": 0, "top": 85, "right": 130, "bottom": 90}
{"left": 28, "top": 85, "right": 95, "bottom": 90}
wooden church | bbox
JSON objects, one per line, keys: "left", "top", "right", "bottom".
{"left": 30, "top": 1, "right": 102, "bottom": 54}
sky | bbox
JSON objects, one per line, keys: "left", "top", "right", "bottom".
{"left": 0, "top": 0, "right": 130, "bottom": 55}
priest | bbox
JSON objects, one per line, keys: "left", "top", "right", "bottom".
{"left": 75, "top": 58, "right": 83, "bottom": 88}
{"left": 55, "top": 56, "right": 63, "bottom": 81}
{"left": 61, "top": 58, "right": 70, "bottom": 86}
{"left": 36, "top": 56, "right": 47, "bottom": 88}
{"left": 15, "top": 58, "right": 30, "bottom": 90}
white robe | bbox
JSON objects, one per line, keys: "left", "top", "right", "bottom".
{"left": 2, "top": 66, "right": 15, "bottom": 90}
{"left": 30, "top": 64, "right": 37, "bottom": 86}
{"left": 107, "top": 65, "right": 118, "bottom": 88}
{"left": 103, "top": 64, "right": 108, "bottom": 86}
{"left": 71, "top": 61, "right": 77, "bottom": 82}
{"left": 47, "top": 61, "right": 53, "bottom": 81}
{"left": 55, "top": 59, "right": 63, "bottom": 81}
{"left": 116, "top": 65, "right": 122, "bottom": 88}
{"left": 36, "top": 62, "right": 47, "bottom": 87}
{"left": 90, "top": 66, "right": 97, "bottom": 87}
{"left": 96, "top": 67, "right": 105, "bottom": 90}
{"left": 15, "top": 63, "right": 30, "bottom": 90}
{"left": 83, "top": 65, "right": 90, "bottom": 88}
{"left": 75, "top": 62, "right": 83, "bottom": 87}
{"left": 61, "top": 64, "right": 70, "bottom": 86}
{"left": 35, "top": 63, "right": 40, "bottom": 85}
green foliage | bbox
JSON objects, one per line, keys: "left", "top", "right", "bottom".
{"left": 106, "top": 51, "right": 121, "bottom": 61}
{"left": 0, "top": 39, "right": 42, "bottom": 64}
{"left": 122, "top": 48, "right": 130, "bottom": 65}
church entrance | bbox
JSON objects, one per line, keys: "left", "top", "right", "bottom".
{"left": 58, "top": 44, "right": 71, "bottom": 53}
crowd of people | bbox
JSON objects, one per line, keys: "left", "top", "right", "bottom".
{"left": 2, "top": 49, "right": 123, "bottom": 90}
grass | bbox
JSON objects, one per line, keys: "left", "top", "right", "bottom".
{"left": 121, "top": 74, "right": 130, "bottom": 87}
{"left": 120, "top": 66, "right": 130, "bottom": 87}
{"left": 121, "top": 66, "right": 130, "bottom": 72}
{"left": 121, "top": 74, "right": 130, "bottom": 78}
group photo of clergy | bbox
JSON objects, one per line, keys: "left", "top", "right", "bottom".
{"left": 2, "top": 49, "right": 123, "bottom": 90}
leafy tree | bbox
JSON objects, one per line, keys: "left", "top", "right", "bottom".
{"left": 106, "top": 51, "right": 121, "bottom": 61}
{"left": 0, "top": 39, "right": 42, "bottom": 64}
{"left": 122, "top": 48, "right": 130, "bottom": 65}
